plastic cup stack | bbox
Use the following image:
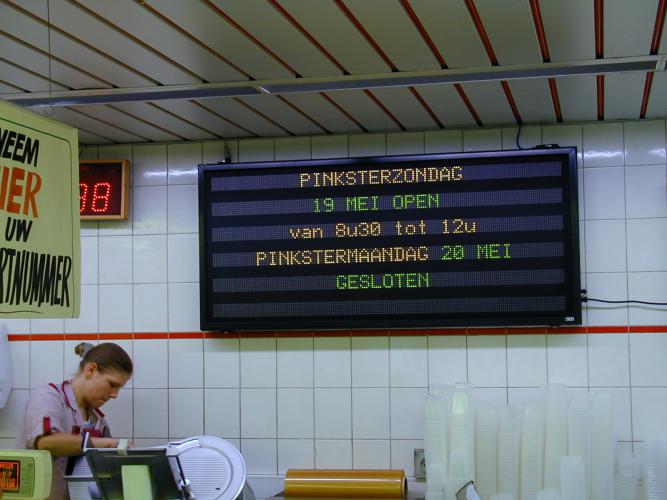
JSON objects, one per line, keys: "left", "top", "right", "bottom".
{"left": 589, "top": 392, "right": 614, "bottom": 500}
{"left": 426, "top": 463, "right": 446, "bottom": 500}
{"left": 490, "top": 494, "right": 514, "bottom": 500}
{"left": 535, "top": 490, "right": 560, "bottom": 500}
{"left": 520, "top": 402, "right": 544, "bottom": 500}
{"left": 643, "top": 437, "right": 667, "bottom": 500}
{"left": 613, "top": 451, "right": 638, "bottom": 500}
{"left": 446, "top": 449, "right": 472, "bottom": 500}
{"left": 559, "top": 455, "right": 587, "bottom": 500}
{"left": 543, "top": 384, "right": 568, "bottom": 490}
{"left": 498, "top": 415, "right": 521, "bottom": 500}
{"left": 568, "top": 393, "right": 592, "bottom": 498}
{"left": 424, "top": 393, "right": 448, "bottom": 489}
{"left": 449, "top": 382, "right": 475, "bottom": 482}
{"left": 475, "top": 404, "right": 499, "bottom": 500}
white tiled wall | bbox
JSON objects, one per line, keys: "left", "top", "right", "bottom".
{"left": 1, "top": 120, "right": 666, "bottom": 478}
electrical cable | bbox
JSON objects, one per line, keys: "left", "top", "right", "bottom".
{"left": 584, "top": 297, "right": 667, "bottom": 306}
{"left": 515, "top": 124, "right": 524, "bottom": 149}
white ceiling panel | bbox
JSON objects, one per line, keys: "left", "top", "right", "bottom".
{"left": 474, "top": 0, "right": 541, "bottom": 65}
{"left": 461, "top": 82, "right": 516, "bottom": 126}
{"left": 369, "top": 87, "right": 439, "bottom": 130}
{"left": 605, "top": 0, "right": 657, "bottom": 57}
{"left": 146, "top": 0, "right": 292, "bottom": 80}
{"left": 0, "top": 59, "right": 68, "bottom": 93}
{"left": 1, "top": 1, "right": 665, "bottom": 143}
{"left": 416, "top": 85, "right": 478, "bottom": 129}
{"left": 51, "top": 107, "right": 148, "bottom": 143}
{"left": 408, "top": 0, "right": 488, "bottom": 68}
{"left": 109, "top": 102, "right": 218, "bottom": 141}
{"left": 342, "top": 0, "right": 438, "bottom": 71}
{"left": 540, "top": 0, "right": 595, "bottom": 61}
{"left": 153, "top": 100, "right": 254, "bottom": 139}
{"left": 77, "top": 129, "right": 113, "bottom": 144}
{"left": 0, "top": 3, "right": 49, "bottom": 48}
{"left": 278, "top": 0, "right": 388, "bottom": 74}
{"left": 660, "top": 20, "right": 667, "bottom": 54}
{"left": 237, "top": 94, "right": 328, "bottom": 136}
{"left": 555, "top": 75, "right": 597, "bottom": 123}
{"left": 507, "top": 79, "right": 556, "bottom": 124}
{"left": 646, "top": 72, "right": 667, "bottom": 118}
{"left": 209, "top": 0, "right": 341, "bottom": 77}
{"left": 279, "top": 93, "right": 364, "bottom": 134}
{"left": 605, "top": 73, "right": 646, "bottom": 120}
{"left": 198, "top": 98, "right": 290, "bottom": 137}
{"left": 324, "top": 90, "right": 402, "bottom": 132}
{"left": 0, "top": 81, "right": 24, "bottom": 93}
{"left": 0, "top": 34, "right": 110, "bottom": 89}
{"left": 0, "top": 4, "right": 152, "bottom": 87}
{"left": 53, "top": 33, "right": 155, "bottom": 87}
{"left": 75, "top": 0, "right": 245, "bottom": 83}
{"left": 74, "top": 105, "right": 183, "bottom": 142}
{"left": 13, "top": 0, "right": 200, "bottom": 85}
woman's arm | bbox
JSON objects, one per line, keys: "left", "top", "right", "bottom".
{"left": 35, "top": 433, "right": 119, "bottom": 456}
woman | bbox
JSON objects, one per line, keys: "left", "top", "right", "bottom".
{"left": 16, "top": 342, "right": 133, "bottom": 500}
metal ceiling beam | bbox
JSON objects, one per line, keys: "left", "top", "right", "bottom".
{"left": 3, "top": 55, "right": 665, "bottom": 108}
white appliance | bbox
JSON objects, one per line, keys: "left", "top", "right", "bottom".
{"left": 0, "top": 323, "right": 12, "bottom": 409}
{"left": 66, "top": 436, "right": 254, "bottom": 500}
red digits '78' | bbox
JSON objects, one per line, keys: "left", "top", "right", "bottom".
{"left": 80, "top": 181, "right": 112, "bottom": 213}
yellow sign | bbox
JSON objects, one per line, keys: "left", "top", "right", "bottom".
{"left": 0, "top": 100, "right": 80, "bottom": 318}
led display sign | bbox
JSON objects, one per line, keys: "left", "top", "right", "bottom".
{"left": 199, "top": 148, "right": 581, "bottom": 331}
{"left": 79, "top": 160, "right": 129, "bottom": 220}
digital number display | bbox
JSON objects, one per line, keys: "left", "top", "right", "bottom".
{"left": 199, "top": 148, "right": 581, "bottom": 331}
{"left": 79, "top": 160, "right": 129, "bottom": 220}
{"left": 0, "top": 460, "right": 20, "bottom": 492}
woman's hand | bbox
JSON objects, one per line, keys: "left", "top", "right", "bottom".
{"left": 90, "top": 437, "right": 120, "bottom": 448}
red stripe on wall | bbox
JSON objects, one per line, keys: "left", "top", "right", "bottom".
{"left": 7, "top": 326, "right": 667, "bottom": 341}
{"left": 587, "top": 326, "right": 629, "bottom": 334}
{"left": 630, "top": 325, "right": 667, "bottom": 333}
{"left": 204, "top": 332, "right": 241, "bottom": 339}
{"left": 98, "top": 333, "right": 133, "bottom": 340}
{"left": 505, "top": 327, "right": 547, "bottom": 335}
{"left": 428, "top": 328, "right": 469, "bottom": 336}
{"left": 169, "top": 332, "right": 205, "bottom": 339}
{"left": 133, "top": 333, "right": 169, "bottom": 340}
{"left": 7, "top": 334, "right": 31, "bottom": 341}
{"left": 30, "top": 334, "right": 65, "bottom": 341}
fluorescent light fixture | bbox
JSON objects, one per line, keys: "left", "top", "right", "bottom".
{"left": 3, "top": 55, "right": 662, "bottom": 108}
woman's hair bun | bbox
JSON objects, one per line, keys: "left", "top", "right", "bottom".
{"left": 75, "top": 342, "right": 95, "bottom": 359}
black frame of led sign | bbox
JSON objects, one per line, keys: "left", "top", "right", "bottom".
{"left": 199, "top": 147, "right": 581, "bottom": 332}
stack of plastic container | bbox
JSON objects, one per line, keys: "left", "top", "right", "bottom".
{"left": 475, "top": 404, "right": 499, "bottom": 500}
{"left": 589, "top": 392, "right": 614, "bottom": 500}
{"left": 490, "top": 494, "right": 513, "bottom": 500}
{"left": 497, "top": 415, "right": 521, "bottom": 500}
{"left": 568, "top": 394, "right": 592, "bottom": 498}
{"left": 535, "top": 490, "right": 560, "bottom": 500}
{"left": 424, "top": 392, "right": 448, "bottom": 500}
{"left": 520, "top": 402, "right": 544, "bottom": 500}
{"left": 447, "top": 383, "right": 475, "bottom": 500}
{"left": 643, "top": 437, "right": 667, "bottom": 500}
{"left": 422, "top": 383, "right": 631, "bottom": 500}
{"left": 559, "top": 455, "right": 587, "bottom": 500}
{"left": 613, "top": 451, "right": 638, "bottom": 500}
{"left": 543, "top": 384, "right": 568, "bottom": 490}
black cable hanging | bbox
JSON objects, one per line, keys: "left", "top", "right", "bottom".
{"left": 44, "top": 0, "right": 55, "bottom": 117}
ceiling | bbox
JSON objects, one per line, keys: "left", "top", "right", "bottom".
{"left": 1, "top": 0, "right": 666, "bottom": 145}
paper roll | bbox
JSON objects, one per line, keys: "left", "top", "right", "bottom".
{"left": 284, "top": 469, "right": 407, "bottom": 498}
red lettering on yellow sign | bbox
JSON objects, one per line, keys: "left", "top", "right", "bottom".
{"left": 0, "top": 165, "right": 41, "bottom": 218}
